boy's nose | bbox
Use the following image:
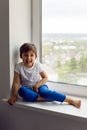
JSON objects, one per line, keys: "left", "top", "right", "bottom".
{"left": 27, "top": 56, "right": 30, "bottom": 60}
{"left": 27, "top": 56, "right": 31, "bottom": 60}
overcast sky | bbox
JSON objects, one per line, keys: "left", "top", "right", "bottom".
{"left": 42, "top": 0, "right": 87, "bottom": 34}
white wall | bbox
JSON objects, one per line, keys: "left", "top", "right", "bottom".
{"left": 0, "top": 0, "right": 31, "bottom": 99}
{"left": 9, "top": 0, "right": 31, "bottom": 87}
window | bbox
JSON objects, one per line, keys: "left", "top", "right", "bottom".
{"left": 42, "top": 0, "right": 87, "bottom": 86}
{"left": 32, "top": 0, "right": 87, "bottom": 97}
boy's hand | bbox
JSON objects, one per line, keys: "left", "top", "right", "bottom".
{"left": 33, "top": 86, "right": 39, "bottom": 92}
{"left": 7, "top": 96, "right": 17, "bottom": 105}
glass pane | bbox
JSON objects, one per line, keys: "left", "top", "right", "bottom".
{"left": 42, "top": 0, "right": 87, "bottom": 86}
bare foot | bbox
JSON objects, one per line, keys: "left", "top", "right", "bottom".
{"left": 65, "top": 97, "right": 81, "bottom": 108}
{"left": 37, "top": 96, "right": 46, "bottom": 102}
{"left": 37, "top": 96, "right": 52, "bottom": 102}
{"left": 69, "top": 100, "right": 81, "bottom": 108}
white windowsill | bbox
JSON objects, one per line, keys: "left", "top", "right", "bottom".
{"left": 3, "top": 96, "right": 87, "bottom": 122}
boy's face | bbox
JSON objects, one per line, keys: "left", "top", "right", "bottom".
{"left": 21, "top": 50, "right": 36, "bottom": 68}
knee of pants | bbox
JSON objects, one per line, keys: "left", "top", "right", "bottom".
{"left": 18, "top": 87, "right": 26, "bottom": 97}
{"left": 38, "top": 85, "right": 49, "bottom": 97}
{"left": 18, "top": 86, "right": 38, "bottom": 102}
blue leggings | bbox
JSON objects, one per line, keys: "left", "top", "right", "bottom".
{"left": 18, "top": 85, "right": 66, "bottom": 102}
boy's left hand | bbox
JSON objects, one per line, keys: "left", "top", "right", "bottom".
{"left": 33, "top": 86, "right": 39, "bottom": 92}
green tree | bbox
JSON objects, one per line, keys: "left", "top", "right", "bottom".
{"left": 68, "top": 57, "right": 77, "bottom": 73}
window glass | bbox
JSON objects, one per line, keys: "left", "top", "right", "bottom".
{"left": 42, "top": 0, "right": 87, "bottom": 86}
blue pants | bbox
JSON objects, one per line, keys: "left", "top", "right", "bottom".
{"left": 18, "top": 85, "right": 66, "bottom": 102}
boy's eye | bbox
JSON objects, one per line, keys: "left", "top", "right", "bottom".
{"left": 31, "top": 54, "right": 34, "bottom": 57}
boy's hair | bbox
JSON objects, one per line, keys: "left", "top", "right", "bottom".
{"left": 20, "top": 43, "right": 37, "bottom": 58}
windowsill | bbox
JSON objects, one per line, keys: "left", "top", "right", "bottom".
{"left": 47, "top": 81, "right": 87, "bottom": 98}
{"left": 3, "top": 96, "right": 87, "bottom": 122}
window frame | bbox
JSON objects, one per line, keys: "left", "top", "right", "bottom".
{"left": 31, "top": 0, "right": 87, "bottom": 98}
{"left": 31, "top": 0, "right": 42, "bottom": 62}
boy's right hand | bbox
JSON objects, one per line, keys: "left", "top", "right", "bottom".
{"left": 7, "top": 96, "right": 17, "bottom": 105}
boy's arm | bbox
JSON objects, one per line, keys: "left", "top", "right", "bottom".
{"left": 8, "top": 71, "right": 21, "bottom": 105}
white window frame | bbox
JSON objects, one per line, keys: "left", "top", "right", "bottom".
{"left": 31, "top": 0, "right": 87, "bottom": 98}
{"left": 31, "top": 0, "right": 42, "bottom": 62}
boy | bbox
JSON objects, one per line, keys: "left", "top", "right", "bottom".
{"left": 8, "top": 43, "right": 81, "bottom": 108}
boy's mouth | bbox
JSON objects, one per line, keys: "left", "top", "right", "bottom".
{"left": 26, "top": 61, "right": 32, "bottom": 63}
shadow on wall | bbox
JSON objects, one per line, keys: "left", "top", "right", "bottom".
{"left": 12, "top": 48, "right": 19, "bottom": 65}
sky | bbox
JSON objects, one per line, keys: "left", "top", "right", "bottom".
{"left": 42, "top": 0, "right": 87, "bottom": 34}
